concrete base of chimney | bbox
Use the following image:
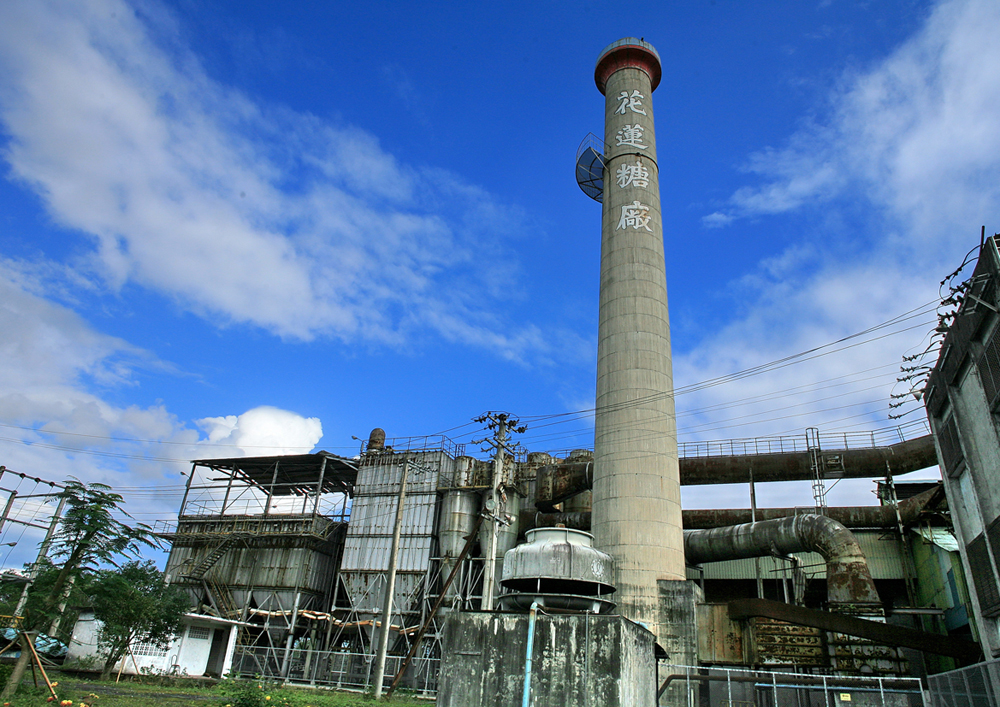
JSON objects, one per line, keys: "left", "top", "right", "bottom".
{"left": 657, "top": 580, "right": 704, "bottom": 706}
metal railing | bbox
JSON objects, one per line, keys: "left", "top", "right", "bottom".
{"left": 677, "top": 420, "right": 932, "bottom": 459}
{"left": 153, "top": 512, "right": 349, "bottom": 539}
{"left": 658, "top": 664, "right": 925, "bottom": 707}
{"left": 928, "top": 658, "right": 1000, "bottom": 706}
{"left": 544, "top": 421, "right": 932, "bottom": 462}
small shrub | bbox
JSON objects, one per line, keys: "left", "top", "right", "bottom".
{"left": 218, "top": 676, "right": 291, "bottom": 707}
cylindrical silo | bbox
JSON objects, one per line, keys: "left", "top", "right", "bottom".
{"left": 592, "top": 37, "right": 684, "bottom": 639}
{"left": 437, "top": 489, "right": 479, "bottom": 605}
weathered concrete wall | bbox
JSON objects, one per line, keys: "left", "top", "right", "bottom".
{"left": 437, "top": 611, "right": 656, "bottom": 707}
{"left": 657, "top": 580, "right": 703, "bottom": 706}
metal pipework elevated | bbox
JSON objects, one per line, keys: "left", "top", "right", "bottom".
{"left": 536, "top": 433, "right": 937, "bottom": 510}
{"left": 524, "top": 482, "right": 944, "bottom": 532}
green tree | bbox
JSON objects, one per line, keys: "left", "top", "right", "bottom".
{"left": 0, "top": 559, "right": 90, "bottom": 639}
{"left": 91, "top": 560, "right": 190, "bottom": 680}
{"left": 1, "top": 479, "right": 161, "bottom": 699}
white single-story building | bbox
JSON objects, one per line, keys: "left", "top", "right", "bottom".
{"left": 66, "top": 612, "right": 243, "bottom": 678}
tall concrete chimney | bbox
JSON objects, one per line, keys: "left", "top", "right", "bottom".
{"left": 592, "top": 38, "right": 684, "bottom": 639}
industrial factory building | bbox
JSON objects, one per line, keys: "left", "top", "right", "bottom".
{"left": 156, "top": 38, "right": 990, "bottom": 706}
{"left": 923, "top": 234, "right": 1000, "bottom": 701}
{"left": 158, "top": 422, "right": 971, "bottom": 700}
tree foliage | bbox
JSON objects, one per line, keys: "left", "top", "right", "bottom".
{"left": 48, "top": 479, "right": 160, "bottom": 575}
{"left": 0, "top": 560, "right": 90, "bottom": 638}
{"left": 2, "top": 479, "right": 163, "bottom": 699}
{"left": 91, "top": 560, "right": 190, "bottom": 680}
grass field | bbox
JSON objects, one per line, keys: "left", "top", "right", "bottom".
{"left": 0, "top": 672, "right": 433, "bottom": 707}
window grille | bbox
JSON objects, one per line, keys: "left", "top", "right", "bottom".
{"left": 937, "top": 415, "right": 964, "bottom": 476}
{"left": 132, "top": 641, "right": 168, "bottom": 657}
{"left": 977, "top": 324, "right": 1000, "bottom": 407}
{"left": 187, "top": 625, "right": 212, "bottom": 640}
{"left": 967, "top": 532, "right": 1000, "bottom": 617}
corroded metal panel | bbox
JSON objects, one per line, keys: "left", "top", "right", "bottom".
{"left": 827, "top": 632, "right": 909, "bottom": 675}
{"left": 355, "top": 452, "right": 447, "bottom": 495}
{"left": 339, "top": 453, "right": 446, "bottom": 625}
{"left": 342, "top": 493, "right": 437, "bottom": 540}
{"left": 696, "top": 603, "right": 745, "bottom": 664}
{"left": 166, "top": 541, "right": 337, "bottom": 595}
{"left": 752, "top": 617, "right": 827, "bottom": 667}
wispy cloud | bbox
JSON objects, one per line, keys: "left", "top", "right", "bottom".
{"left": 676, "top": 0, "right": 1000, "bottom": 507}
{"left": 0, "top": 0, "right": 551, "bottom": 361}
{"left": 710, "top": 0, "right": 1000, "bottom": 248}
{"left": 0, "top": 259, "right": 332, "bottom": 564}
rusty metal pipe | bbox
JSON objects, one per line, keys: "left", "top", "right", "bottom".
{"left": 681, "top": 485, "right": 938, "bottom": 529}
{"left": 533, "top": 435, "right": 938, "bottom": 508}
{"left": 522, "top": 484, "right": 939, "bottom": 533}
{"left": 684, "top": 514, "right": 881, "bottom": 606}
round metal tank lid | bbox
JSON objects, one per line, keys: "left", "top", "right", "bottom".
{"left": 524, "top": 526, "right": 595, "bottom": 546}
{"left": 595, "top": 37, "right": 662, "bottom": 94}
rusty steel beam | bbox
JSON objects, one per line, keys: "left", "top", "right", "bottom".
{"left": 534, "top": 436, "right": 938, "bottom": 508}
{"left": 727, "top": 598, "right": 981, "bottom": 663}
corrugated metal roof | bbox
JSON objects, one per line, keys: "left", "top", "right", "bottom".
{"left": 913, "top": 527, "right": 960, "bottom": 552}
{"left": 355, "top": 452, "right": 448, "bottom": 494}
{"left": 344, "top": 493, "right": 437, "bottom": 538}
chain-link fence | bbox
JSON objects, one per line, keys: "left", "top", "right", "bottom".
{"left": 927, "top": 658, "right": 1000, "bottom": 706}
{"left": 231, "top": 646, "right": 440, "bottom": 696}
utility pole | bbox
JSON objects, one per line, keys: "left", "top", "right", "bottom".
{"left": 473, "top": 412, "right": 526, "bottom": 611}
{"left": 11, "top": 494, "right": 66, "bottom": 627}
{"left": 372, "top": 457, "right": 432, "bottom": 699}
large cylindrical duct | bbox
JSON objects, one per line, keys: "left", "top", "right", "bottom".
{"left": 592, "top": 37, "right": 683, "bottom": 640}
{"left": 684, "top": 514, "right": 881, "bottom": 606}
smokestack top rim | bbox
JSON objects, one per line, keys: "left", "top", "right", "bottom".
{"left": 595, "top": 37, "right": 662, "bottom": 94}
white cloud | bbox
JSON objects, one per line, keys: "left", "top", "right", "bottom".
{"left": 0, "top": 0, "right": 552, "bottom": 360}
{"left": 0, "top": 261, "right": 329, "bottom": 564}
{"left": 701, "top": 211, "right": 734, "bottom": 229}
{"left": 197, "top": 406, "right": 322, "bottom": 457}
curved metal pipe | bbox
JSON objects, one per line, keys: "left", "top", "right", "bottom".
{"left": 684, "top": 514, "right": 881, "bottom": 606}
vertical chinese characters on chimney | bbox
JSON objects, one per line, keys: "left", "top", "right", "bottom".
{"left": 592, "top": 38, "right": 684, "bottom": 640}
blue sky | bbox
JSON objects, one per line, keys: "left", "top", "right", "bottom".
{"left": 1, "top": 0, "right": 997, "bottom": 566}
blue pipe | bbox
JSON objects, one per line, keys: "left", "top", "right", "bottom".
{"left": 522, "top": 601, "right": 539, "bottom": 707}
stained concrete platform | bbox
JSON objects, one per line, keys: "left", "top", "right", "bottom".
{"left": 437, "top": 611, "right": 657, "bottom": 707}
